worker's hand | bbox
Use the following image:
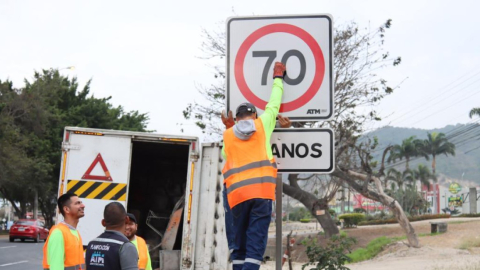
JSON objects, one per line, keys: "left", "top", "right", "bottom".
{"left": 278, "top": 114, "right": 291, "bottom": 128}
{"left": 273, "top": 62, "right": 286, "bottom": 79}
{"left": 221, "top": 110, "right": 235, "bottom": 129}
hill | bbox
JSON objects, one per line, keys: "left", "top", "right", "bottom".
{"left": 363, "top": 123, "right": 480, "bottom": 185}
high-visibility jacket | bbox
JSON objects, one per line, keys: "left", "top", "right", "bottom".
{"left": 136, "top": 236, "right": 149, "bottom": 270}
{"left": 42, "top": 223, "right": 85, "bottom": 270}
{"left": 222, "top": 118, "right": 277, "bottom": 209}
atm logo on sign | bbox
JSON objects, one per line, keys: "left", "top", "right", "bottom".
{"left": 306, "top": 109, "right": 327, "bottom": 114}
{"left": 67, "top": 180, "right": 126, "bottom": 201}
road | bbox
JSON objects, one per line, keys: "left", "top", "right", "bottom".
{"left": 0, "top": 236, "right": 43, "bottom": 269}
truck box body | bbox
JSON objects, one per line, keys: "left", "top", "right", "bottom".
{"left": 57, "top": 127, "right": 229, "bottom": 269}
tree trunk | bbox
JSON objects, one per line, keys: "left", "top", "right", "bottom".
{"left": 20, "top": 201, "right": 26, "bottom": 219}
{"left": 345, "top": 170, "right": 419, "bottom": 247}
{"left": 0, "top": 187, "right": 23, "bottom": 218}
{"left": 432, "top": 155, "right": 436, "bottom": 175}
{"left": 282, "top": 179, "right": 339, "bottom": 237}
{"left": 39, "top": 196, "right": 55, "bottom": 228}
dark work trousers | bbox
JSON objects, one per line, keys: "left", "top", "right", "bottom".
{"left": 230, "top": 198, "right": 272, "bottom": 270}
{"left": 223, "top": 185, "right": 235, "bottom": 252}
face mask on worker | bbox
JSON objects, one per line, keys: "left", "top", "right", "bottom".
{"left": 233, "top": 119, "right": 256, "bottom": 140}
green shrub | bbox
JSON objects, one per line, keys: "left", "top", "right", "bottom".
{"left": 300, "top": 219, "right": 311, "bottom": 223}
{"left": 338, "top": 213, "right": 366, "bottom": 228}
{"left": 347, "top": 236, "right": 392, "bottom": 263}
{"left": 302, "top": 233, "right": 357, "bottom": 270}
{"left": 329, "top": 209, "right": 336, "bottom": 217}
{"left": 353, "top": 208, "right": 366, "bottom": 213}
{"left": 358, "top": 214, "right": 450, "bottom": 226}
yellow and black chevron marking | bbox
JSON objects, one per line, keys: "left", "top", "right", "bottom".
{"left": 67, "top": 180, "right": 127, "bottom": 201}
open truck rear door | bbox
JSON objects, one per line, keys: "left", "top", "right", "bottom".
{"left": 58, "top": 127, "right": 199, "bottom": 269}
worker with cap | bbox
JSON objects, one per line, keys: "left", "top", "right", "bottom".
{"left": 221, "top": 61, "right": 286, "bottom": 270}
{"left": 125, "top": 213, "right": 152, "bottom": 270}
{"left": 43, "top": 192, "right": 86, "bottom": 270}
{"left": 85, "top": 202, "right": 138, "bottom": 270}
{"left": 221, "top": 111, "right": 291, "bottom": 259}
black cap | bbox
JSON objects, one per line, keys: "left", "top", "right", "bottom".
{"left": 235, "top": 103, "right": 257, "bottom": 116}
{"left": 127, "top": 213, "right": 137, "bottom": 224}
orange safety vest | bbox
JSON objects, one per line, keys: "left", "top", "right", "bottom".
{"left": 42, "top": 223, "right": 85, "bottom": 270}
{"left": 222, "top": 118, "right": 277, "bottom": 209}
{"left": 136, "top": 236, "right": 149, "bottom": 270}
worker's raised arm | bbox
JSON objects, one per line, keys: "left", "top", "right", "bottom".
{"left": 260, "top": 62, "right": 286, "bottom": 134}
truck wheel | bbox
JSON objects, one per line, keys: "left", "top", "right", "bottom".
{"left": 9, "top": 237, "right": 14, "bottom": 242}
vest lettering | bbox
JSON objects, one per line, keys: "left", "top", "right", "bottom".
{"left": 89, "top": 251, "right": 105, "bottom": 266}
{"left": 90, "top": 244, "right": 110, "bottom": 251}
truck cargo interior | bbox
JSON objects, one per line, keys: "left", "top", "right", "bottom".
{"left": 127, "top": 140, "right": 190, "bottom": 266}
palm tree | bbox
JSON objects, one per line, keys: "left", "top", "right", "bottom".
{"left": 470, "top": 107, "right": 480, "bottom": 118}
{"left": 412, "top": 164, "right": 437, "bottom": 189}
{"left": 388, "top": 136, "right": 426, "bottom": 170}
{"left": 385, "top": 168, "right": 414, "bottom": 209}
{"left": 385, "top": 168, "right": 414, "bottom": 190}
{"left": 420, "top": 132, "right": 456, "bottom": 175}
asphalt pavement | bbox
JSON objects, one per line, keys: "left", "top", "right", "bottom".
{"left": 0, "top": 235, "right": 43, "bottom": 269}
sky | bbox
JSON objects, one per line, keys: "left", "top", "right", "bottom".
{"left": 1, "top": 0, "right": 479, "bottom": 140}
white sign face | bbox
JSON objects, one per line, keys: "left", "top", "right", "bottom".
{"left": 227, "top": 15, "right": 333, "bottom": 121}
{"left": 271, "top": 128, "right": 334, "bottom": 173}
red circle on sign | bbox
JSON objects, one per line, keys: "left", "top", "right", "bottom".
{"left": 234, "top": 23, "right": 325, "bottom": 112}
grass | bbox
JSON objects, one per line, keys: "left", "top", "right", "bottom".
{"left": 390, "top": 232, "right": 440, "bottom": 242}
{"left": 458, "top": 237, "right": 480, "bottom": 250}
{"left": 448, "top": 220, "right": 467, "bottom": 224}
{"left": 348, "top": 232, "right": 444, "bottom": 264}
{"left": 347, "top": 236, "right": 392, "bottom": 263}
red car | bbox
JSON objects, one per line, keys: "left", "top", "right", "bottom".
{"left": 9, "top": 219, "right": 49, "bottom": 243}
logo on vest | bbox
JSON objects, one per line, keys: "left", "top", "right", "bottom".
{"left": 90, "top": 251, "right": 105, "bottom": 266}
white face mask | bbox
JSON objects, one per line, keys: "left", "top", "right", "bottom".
{"left": 233, "top": 119, "right": 256, "bottom": 140}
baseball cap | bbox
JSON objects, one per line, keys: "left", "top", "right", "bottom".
{"left": 127, "top": 213, "right": 137, "bottom": 224}
{"left": 236, "top": 103, "right": 257, "bottom": 116}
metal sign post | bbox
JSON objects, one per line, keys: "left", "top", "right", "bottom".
{"left": 275, "top": 175, "right": 283, "bottom": 270}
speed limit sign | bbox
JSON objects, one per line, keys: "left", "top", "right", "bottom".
{"left": 226, "top": 15, "right": 333, "bottom": 120}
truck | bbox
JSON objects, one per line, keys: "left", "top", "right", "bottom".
{"left": 57, "top": 127, "right": 230, "bottom": 270}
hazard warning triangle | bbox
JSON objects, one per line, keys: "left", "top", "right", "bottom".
{"left": 82, "top": 153, "right": 113, "bottom": 181}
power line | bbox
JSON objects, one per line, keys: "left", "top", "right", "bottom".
{"left": 387, "top": 69, "right": 480, "bottom": 124}
{"left": 407, "top": 89, "right": 480, "bottom": 126}
{"left": 465, "top": 145, "right": 480, "bottom": 154}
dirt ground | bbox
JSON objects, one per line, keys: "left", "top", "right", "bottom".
{"left": 262, "top": 217, "right": 480, "bottom": 270}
